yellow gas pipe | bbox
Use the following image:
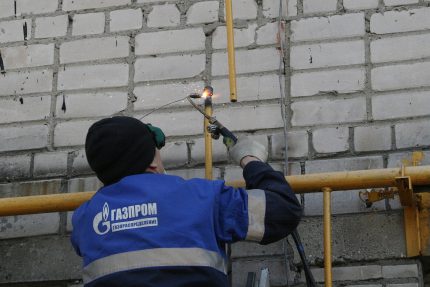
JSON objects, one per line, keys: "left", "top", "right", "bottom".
{"left": 225, "top": 0, "right": 237, "bottom": 102}
{"left": 204, "top": 89, "right": 213, "bottom": 180}
{"left": 322, "top": 187, "right": 333, "bottom": 287}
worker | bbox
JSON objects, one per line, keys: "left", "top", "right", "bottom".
{"left": 71, "top": 116, "right": 302, "bottom": 287}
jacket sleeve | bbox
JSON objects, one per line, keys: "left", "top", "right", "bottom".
{"left": 243, "top": 161, "right": 302, "bottom": 245}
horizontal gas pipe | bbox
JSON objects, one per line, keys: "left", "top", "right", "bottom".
{"left": 0, "top": 165, "right": 430, "bottom": 217}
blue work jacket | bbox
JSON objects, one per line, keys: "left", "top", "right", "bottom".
{"left": 71, "top": 161, "right": 302, "bottom": 287}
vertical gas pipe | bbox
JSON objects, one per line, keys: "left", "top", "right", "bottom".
{"left": 322, "top": 187, "right": 333, "bottom": 287}
{"left": 225, "top": 0, "right": 237, "bottom": 102}
{"left": 204, "top": 86, "right": 214, "bottom": 179}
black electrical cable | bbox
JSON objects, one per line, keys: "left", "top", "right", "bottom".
{"left": 291, "top": 230, "right": 317, "bottom": 286}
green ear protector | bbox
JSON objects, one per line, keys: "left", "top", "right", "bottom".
{"left": 147, "top": 124, "right": 166, "bottom": 149}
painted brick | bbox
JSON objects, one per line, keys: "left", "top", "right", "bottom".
{"left": 0, "top": 154, "right": 31, "bottom": 180}
{"left": 134, "top": 81, "right": 204, "bottom": 110}
{"left": 110, "top": 9, "right": 143, "bottom": 32}
{"left": 292, "top": 97, "right": 367, "bottom": 126}
{"left": 147, "top": 4, "right": 180, "bottom": 28}
{"left": 211, "top": 74, "right": 281, "bottom": 103}
{"left": 370, "top": 7, "right": 430, "bottom": 34}
{"left": 0, "top": 69, "right": 52, "bottom": 96}
{"left": 227, "top": 0, "right": 257, "bottom": 20}
{"left": 186, "top": 1, "right": 219, "bottom": 24}
{"left": 168, "top": 167, "right": 221, "bottom": 180}
{"left": 58, "top": 63, "right": 129, "bottom": 90}
{"left": 212, "top": 23, "right": 257, "bottom": 49}
{"left": 16, "top": 0, "right": 58, "bottom": 15}
{"left": 310, "top": 265, "right": 382, "bottom": 282}
{"left": 71, "top": 149, "right": 92, "bottom": 175}
{"left": 60, "top": 36, "right": 129, "bottom": 64}
{"left": 0, "top": 19, "right": 32, "bottom": 43}
{"left": 0, "top": 179, "right": 63, "bottom": 198}
{"left": 303, "top": 0, "right": 337, "bottom": 14}
{"left": 159, "top": 141, "right": 188, "bottom": 168}
{"left": 372, "top": 62, "right": 430, "bottom": 91}
{"left": 0, "top": 0, "right": 14, "bottom": 18}
{"left": 0, "top": 213, "right": 60, "bottom": 239}
{"left": 384, "top": 0, "right": 418, "bottom": 6}
{"left": 388, "top": 151, "right": 430, "bottom": 168}
{"left": 343, "top": 0, "right": 378, "bottom": 9}
{"left": 291, "top": 13, "right": 365, "bottom": 42}
{"left": 134, "top": 54, "right": 205, "bottom": 82}
{"left": 382, "top": 264, "right": 418, "bottom": 278}
{"left": 63, "top": 0, "right": 130, "bottom": 11}
{"left": 72, "top": 12, "right": 105, "bottom": 36}
{"left": 135, "top": 28, "right": 205, "bottom": 55}
{"left": 212, "top": 47, "right": 279, "bottom": 76}
{"left": 371, "top": 33, "right": 430, "bottom": 63}
{"left": 291, "top": 40, "right": 365, "bottom": 70}
{"left": 0, "top": 96, "right": 50, "bottom": 124}
{"left": 263, "top": 0, "right": 297, "bottom": 17}
{"left": 35, "top": 15, "right": 68, "bottom": 38}
{"left": 56, "top": 91, "right": 128, "bottom": 118}
{"left": 354, "top": 126, "right": 391, "bottom": 152}
{"left": 272, "top": 131, "right": 308, "bottom": 159}
{"left": 372, "top": 91, "right": 430, "bottom": 120}
{"left": 0, "top": 124, "right": 48, "bottom": 152}
{"left": 33, "top": 151, "right": 68, "bottom": 177}
{"left": 189, "top": 137, "right": 228, "bottom": 164}
{"left": 291, "top": 68, "right": 365, "bottom": 97}
{"left": 313, "top": 127, "right": 349, "bottom": 153}
{"left": 54, "top": 120, "right": 94, "bottom": 147}
{"left": 256, "top": 22, "right": 278, "bottom": 45}
{"left": 1, "top": 44, "right": 54, "bottom": 69}
{"left": 395, "top": 120, "right": 430, "bottom": 148}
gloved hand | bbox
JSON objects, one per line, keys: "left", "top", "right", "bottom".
{"left": 229, "top": 137, "right": 268, "bottom": 165}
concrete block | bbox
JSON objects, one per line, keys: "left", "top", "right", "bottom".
{"left": 15, "top": 0, "right": 58, "bottom": 15}
{"left": 189, "top": 137, "right": 228, "bottom": 164}
{"left": 159, "top": 141, "right": 188, "bottom": 168}
{"left": 232, "top": 258, "right": 288, "bottom": 287}
{"left": 1, "top": 43, "right": 54, "bottom": 69}
{"left": 58, "top": 63, "right": 129, "bottom": 90}
{"left": 372, "top": 62, "right": 430, "bottom": 91}
{"left": 168, "top": 167, "right": 221, "bottom": 180}
{"left": 60, "top": 36, "right": 129, "bottom": 64}
{"left": 71, "top": 149, "right": 92, "bottom": 175}
{"left": 0, "top": 213, "right": 60, "bottom": 239}
{"left": 263, "top": 0, "right": 297, "bottom": 17}
{"left": 134, "top": 54, "right": 205, "bottom": 82}
{"left": 0, "top": 0, "right": 14, "bottom": 18}
{"left": 0, "top": 69, "right": 53, "bottom": 96}
{"left": 291, "top": 97, "right": 367, "bottom": 126}
{"left": 313, "top": 127, "right": 349, "bottom": 153}
{"left": 212, "top": 47, "right": 279, "bottom": 76}
{"left": 372, "top": 91, "right": 430, "bottom": 120}
{"left": 291, "top": 40, "right": 365, "bottom": 70}
{"left": 291, "top": 13, "right": 365, "bottom": 42}
{"left": 303, "top": 0, "right": 337, "bottom": 14}
{"left": 387, "top": 151, "right": 430, "bottom": 168}
{"left": 0, "top": 96, "right": 50, "bottom": 124}
{"left": 133, "top": 81, "right": 204, "bottom": 110}
{"left": 354, "top": 125, "right": 391, "bottom": 152}
{"left": 0, "top": 154, "right": 31, "bottom": 180}
{"left": 291, "top": 68, "right": 365, "bottom": 97}
{"left": 110, "top": 8, "right": 143, "bottom": 32}
{"left": 56, "top": 91, "right": 127, "bottom": 118}
{"left": 382, "top": 264, "right": 419, "bottom": 278}
{"left": 147, "top": 4, "right": 180, "bottom": 28}
{"left": 306, "top": 156, "right": 383, "bottom": 173}
{"left": 212, "top": 23, "right": 257, "bottom": 49}
{"left": 54, "top": 120, "right": 94, "bottom": 147}
{"left": 384, "top": 0, "right": 419, "bottom": 6}
{"left": 343, "top": 0, "right": 378, "bottom": 9}
{"left": 135, "top": 28, "right": 205, "bottom": 55}
{"left": 395, "top": 120, "right": 430, "bottom": 149}
{"left": 311, "top": 265, "right": 382, "bottom": 282}
{"left": 0, "top": 179, "right": 63, "bottom": 198}
{"left": 227, "top": 0, "right": 257, "bottom": 20}
{"left": 0, "top": 124, "right": 48, "bottom": 152}
{"left": 186, "top": 1, "right": 219, "bottom": 24}
{"left": 72, "top": 12, "right": 105, "bottom": 36}
{"left": 35, "top": 15, "right": 68, "bottom": 38}
{"left": 371, "top": 33, "right": 430, "bottom": 63}
{"left": 211, "top": 74, "right": 281, "bottom": 103}
{"left": 33, "top": 151, "right": 68, "bottom": 177}
{"left": 63, "top": 0, "right": 130, "bottom": 11}
{"left": 0, "top": 19, "right": 32, "bottom": 42}
{"left": 272, "top": 130, "right": 308, "bottom": 159}
{"left": 370, "top": 7, "right": 430, "bottom": 34}
{"left": 256, "top": 22, "right": 278, "bottom": 45}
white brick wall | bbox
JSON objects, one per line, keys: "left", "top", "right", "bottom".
{"left": 262, "top": 0, "right": 297, "bottom": 18}
{"left": 395, "top": 120, "right": 430, "bottom": 148}
{"left": 0, "top": 69, "right": 53, "bottom": 96}
{"left": 354, "top": 126, "right": 392, "bottom": 152}
{"left": 72, "top": 12, "right": 105, "bottom": 36}
{"left": 0, "top": 19, "right": 32, "bottom": 42}
{"left": 58, "top": 63, "right": 129, "bottom": 90}
{"left": 313, "top": 127, "right": 349, "bottom": 153}
{"left": 63, "top": 0, "right": 130, "bottom": 11}
{"left": 0, "top": 96, "right": 51, "bottom": 124}
{"left": 110, "top": 9, "right": 143, "bottom": 32}
{"left": 306, "top": 156, "right": 383, "bottom": 173}
{"left": 0, "top": 154, "right": 31, "bottom": 179}
{"left": 303, "top": 0, "right": 337, "bottom": 14}
{"left": 71, "top": 149, "right": 91, "bottom": 175}
{"left": 0, "top": 0, "right": 14, "bottom": 18}
{"left": 370, "top": 7, "right": 430, "bottom": 34}
{"left": 256, "top": 22, "right": 278, "bottom": 45}
{"left": 135, "top": 28, "right": 205, "bottom": 55}
{"left": 35, "top": 15, "right": 68, "bottom": 38}
{"left": 54, "top": 120, "right": 94, "bottom": 147}
{"left": 159, "top": 141, "right": 188, "bottom": 168}
{"left": 189, "top": 137, "right": 228, "bottom": 163}
{"left": 147, "top": 4, "right": 180, "bottom": 28}
{"left": 384, "top": 0, "right": 419, "bottom": 6}
{"left": 0, "top": 213, "right": 60, "bottom": 239}
{"left": 33, "top": 151, "right": 68, "bottom": 177}
{"left": 16, "top": 0, "right": 58, "bottom": 15}
{"left": 343, "top": 0, "right": 378, "bottom": 10}
{"left": 1, "top": 44, "right": 54, "bottom": 69}
{"left": 372, "top": 91, "right": 430, "bottom": 120}
{"left": 227, "top": 0, "right": 257, "bottom": 20}
{"left": 212, "top": 24, "right": 257, "bottom": 49}
{"left": 186, "top": 1, "right": 219, "bottom": 25}
{"left": 271, "top": 131, "right": 309, "bottom": 158}
{"left": 60, "top": 36, "right": 129, "bottom": 64}
{"left": 0, "top": 125, "right": 48, "bottom": 152}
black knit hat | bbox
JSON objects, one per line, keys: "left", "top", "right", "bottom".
{"left": 85, "top": 116, "right": 156, "bottom": 185}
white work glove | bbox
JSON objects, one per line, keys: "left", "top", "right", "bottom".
{"left": 229, "top": 137, "right": 268, "bottom": 165}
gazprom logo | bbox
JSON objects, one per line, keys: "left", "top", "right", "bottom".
{"left": 93, "top": 202, "right": 111, "bottom": 235}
